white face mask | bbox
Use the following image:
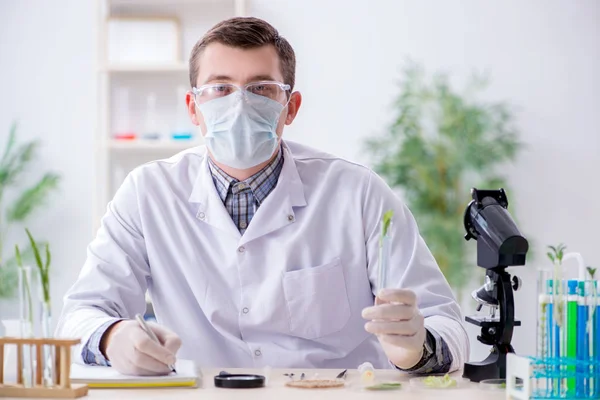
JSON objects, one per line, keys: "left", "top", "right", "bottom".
{"left": 197, "top": 91, "right": 285, "bottom": 169}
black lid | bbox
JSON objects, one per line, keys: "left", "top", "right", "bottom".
{"left": 214, "top": 374, "right": 266, "bottom": 389}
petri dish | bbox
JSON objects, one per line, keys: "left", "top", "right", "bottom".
{"left": 409, "top": 375, "right": 468, "bottom": 390}
{"left": 479, "top": 378, "right": 507, "bottom": 390}
{"left": 480, "top": 378, "right": 523, "bottom": 391}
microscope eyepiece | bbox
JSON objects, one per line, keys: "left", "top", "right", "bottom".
{"left": 463, "top": 188, "right": 529, "bottom": 269}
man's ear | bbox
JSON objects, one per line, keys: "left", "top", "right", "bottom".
{"left": 186, "top": 91, "right": 201, "bottom": 126}
{"left": 285, "top": 91, "right": 302, "bottom": 125}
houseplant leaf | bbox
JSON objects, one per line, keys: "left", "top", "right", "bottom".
{"left": 7, "top": 173, "right": 61, "bottom": 222}
{"left": 366, "top": 62, "right": 522, "bottom": 291}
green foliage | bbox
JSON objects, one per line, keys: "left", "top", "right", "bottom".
{"left": 547, "top": 243, "right": 568, "bottom": 327}
{"left": 7, "top": 174, "right": 60, "bottom": 222}
{"left": 546, "top": 243, "right": 567, "bottom": 264}
{"left": 588, "top": 266, "right": 598, "bottom": 334}
{"left": 25, "top": 228, "right": 51, "bottom": 304}
{"left": 366, "top": 62, "right": 521, "bottom": 290}
{"left": 382, "top": 210, "right": 394, "bottom": 236}
{"left": 0, "top": 122, "right": 60, "bottom": 298}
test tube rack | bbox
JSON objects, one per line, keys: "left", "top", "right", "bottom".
{"left": 0, "top": 337, "right": 89, "bottom": 398}
{"left": 507, "top": 353, "right": 600, "bottom": 399}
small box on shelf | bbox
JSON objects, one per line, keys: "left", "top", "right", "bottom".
{"left": 100, "top": 63, "right": 189, "bottom": 73}
{"left": 109, "top": 137, "right": 203, "bottom": 152}
{"left": 107, "top": 16, "right": 182, "bottom": 66}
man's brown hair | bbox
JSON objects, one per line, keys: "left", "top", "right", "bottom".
{"left": 189, "top": 17, "right": 296, "bottom": 90}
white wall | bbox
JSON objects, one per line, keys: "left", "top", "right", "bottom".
{"left": 0, "top": 1, "right": 96, "bottom": 320}
{"left": 1, "top": 0, "right": 599, "bottom": 364}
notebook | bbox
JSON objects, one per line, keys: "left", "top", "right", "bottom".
{"left": 70, "top": 359, "right": 200, "bottom": 388}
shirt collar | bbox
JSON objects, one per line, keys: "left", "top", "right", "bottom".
{"left": 208, "top": 146, "right": 284, "bottom": 204}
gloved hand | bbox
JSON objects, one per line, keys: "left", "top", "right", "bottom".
{"left": 362, "top": 288, "right": 426, "bottom": 369}
{"left": 102, "top": 319, "right": 182, "bottom": 376}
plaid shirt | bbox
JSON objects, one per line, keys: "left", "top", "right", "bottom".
{"left": 208, "top": 148, "right": 284, "bottom": 235}
{"left": 82, "top": 145, "right": 452, "bottom": 373}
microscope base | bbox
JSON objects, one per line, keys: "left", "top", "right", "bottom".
{"left": 463, "top": 346, "right": 510, "bottom": 383}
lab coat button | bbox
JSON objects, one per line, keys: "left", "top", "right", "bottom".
{"left": 287, "top": 214, "right": 294, "bottom": 222}
{"left": 238, "top": 246, "right": 246, "bottom": 253}
{"left": 254, "top": 349, "right": 262, "bottom": 357}
{"left": 198, "top": 212, "right": 206, "bottom": 220}
{"left": 242, "top": 307, "right": 249, "bottom": 314}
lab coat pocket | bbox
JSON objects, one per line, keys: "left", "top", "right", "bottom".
{"left": 282, "top": 258, "right": 351, "bottom": 340}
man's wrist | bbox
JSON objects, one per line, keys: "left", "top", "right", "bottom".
{"left": 99, "top": 320, "right": 123, "bottom": 359}
{"left": 391, "top": 347, "right": 424, "bottom": 369}
{"left": 392, "top": 329, "right": 436, "bottom": 371}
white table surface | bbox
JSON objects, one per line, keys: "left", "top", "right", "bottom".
{"left": 73, "top": 368, "right": 508, "bottom": 400}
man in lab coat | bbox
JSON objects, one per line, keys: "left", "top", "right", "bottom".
{"left": 57, "top": 17, "right": 468, "bottom": 376}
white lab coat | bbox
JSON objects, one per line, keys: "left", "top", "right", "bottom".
{"left": 56, "top": 140, "right": 469, "bottom": 370}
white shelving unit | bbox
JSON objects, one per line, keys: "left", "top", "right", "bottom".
{"left": 94, "top": 0, "right": 246, "bottom": 234}
{"left": 100, "top": 63, "right": 189, "bottom": 73}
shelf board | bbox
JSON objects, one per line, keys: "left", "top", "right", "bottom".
{"left": 110, "top": 0, "right": 232, "bottom": 5}
{"left": 101, "top": 63, "right": 188, "bottom": 73}
{"left": 109, "top": 139, "right": 202, "bottom": 151}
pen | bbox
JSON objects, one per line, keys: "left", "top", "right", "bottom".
{"left": 135, "top": 313, "right": 177, "bottom": 373}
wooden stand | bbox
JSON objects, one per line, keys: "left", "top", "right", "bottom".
{"left": 0, "top": 337, "right": 88, "bottom": 398}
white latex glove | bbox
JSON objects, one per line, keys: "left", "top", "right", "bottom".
{"left": 103, "top": 320, "right": 182, "bottom": 376}
{"left": 361, "top": 288, "right": 426, "bottom": 369}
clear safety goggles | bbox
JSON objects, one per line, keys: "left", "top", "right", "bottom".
{"left": 192, "top": 81, "right": 291, "bottom": 106}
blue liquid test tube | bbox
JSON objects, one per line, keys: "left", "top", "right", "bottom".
{"left": 546, "top": 279, "right": 561, "bottom": 397}
{"left": 594, "top": 281, "right": 599, "bottom": 398}
{"left": 576, "top": 281, "right": 587, "bottom": 397}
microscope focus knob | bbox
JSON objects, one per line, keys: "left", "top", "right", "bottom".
{"left": 512, "top": 276, "right": 522, "bottom": 291}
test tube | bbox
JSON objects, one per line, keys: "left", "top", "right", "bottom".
{"left": 142, "top": 92, "right": 161, "bottom": 140}
{"left": 576, "top": 281, "right": 588, "bottom": 397}
{"left": 549, "top": 278, "right": 567, "bottom": 397}
{"left": 172, "top": 85, "right": 194, "bottom": 140}
{"left": 566, "top": 280, "right": 578, "bottom": 393}
{"left": 18, "top": 266, "right": 34, "bottom": 388}
{"left": 536, "top": 269, "right": 551, "bottom": 359}
{"left": 592, "top": 280, "right": 599, "bottom": 397}
{"left": 113, "top": 86, "right": 135, "bottom": 139}
{"left": 536, "top": 269, "right": 552, "bottom": 396}
{"left": 377, "top": 220, "right": 392, "bottom": 291}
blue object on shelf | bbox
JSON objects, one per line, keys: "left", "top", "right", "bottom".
{"left": 142, "top": 132, "right": 161, "bottom": 140}
{"left": 171, "top": 132, "right": 193, "bottom": 140}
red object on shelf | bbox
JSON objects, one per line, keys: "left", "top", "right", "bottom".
{"left": 114, "top": 133, "right": 137, "bottom": 140}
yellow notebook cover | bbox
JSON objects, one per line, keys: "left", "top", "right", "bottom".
{"left": 70, "top": 359, "right": 200, "bottom": 388}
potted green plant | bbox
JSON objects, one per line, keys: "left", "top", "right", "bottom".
{"left": 366, "top": 62, "right": 521, "bottom": 292}
{"left": 0, "top": 122, "right": 60, "bottom": 299}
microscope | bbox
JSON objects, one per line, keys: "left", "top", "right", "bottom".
{"left": 462, "top": 188, "right": 529, "bottom": 383}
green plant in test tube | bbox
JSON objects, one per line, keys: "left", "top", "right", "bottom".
{"left": 381, "top": 210, "right": 393, "bottom": 239}
{"left": 377, "top": 210, "right": 394, "bottom": 290}
{"left": 546, "top": 244, "right": 568, "bottom": 395}
{"left": 587, "top": 267, "right": 597, "bottom": 334}
{"left": 547, "top": 244, "right": 567, "bottom": 329}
